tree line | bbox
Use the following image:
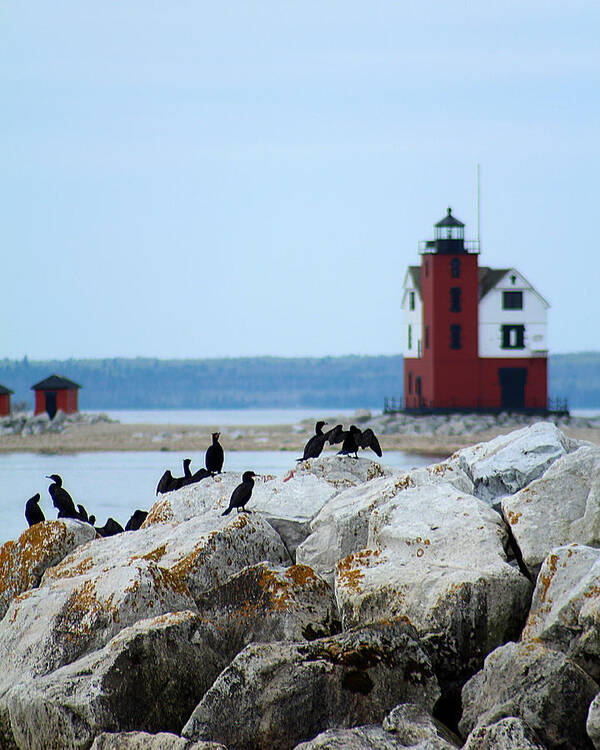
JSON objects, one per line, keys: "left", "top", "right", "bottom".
{"left": 0, "top": 353, "right": 598, "bottom": 410}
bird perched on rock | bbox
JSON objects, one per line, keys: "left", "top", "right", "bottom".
{"left": 95, "top": 517, "right": 124, "bottom": 537}
{"left": 329, "top": 425, "right": 382, "bottom": 459}
{"left": 298, "top": 421, "right": 337, "bottom": 461}
{"left": 183, "top": 458, "right": 192, "bottom": 479}
{"left": 25, "top": 493, "right": 45, "bottom": 527}
{"left": 77, "top": 504, "right": 90, "bottom": 522}
{"left": 156, "top": 458, "right": 208, "bottom": 495}
{"left": 125, "top": 509, "right": 148, "bottom": 531}
{"left": 222, "top": 471, "right": 256, "bottom": 516}
{"left": 206, "top": 432, "right": 224, "bottom": 474}
{"left": 46, "top": 474, "right": 79, "bottom": 518}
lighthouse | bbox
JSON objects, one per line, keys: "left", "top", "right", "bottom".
{"left": 402, "top": 208, "right": 549, "bottom": 411}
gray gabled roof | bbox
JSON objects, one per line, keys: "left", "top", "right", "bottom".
{"left": 0, "top": 384, "right": 14, "bottom": 396}
{"left": 408, "top": 266, "right": 421, "bottom": 296}
{"left": 31, "top": 374, "right": 82, "bottom": 391}
{"left": 479, "top": 267, "right": 509, "bottom": 300}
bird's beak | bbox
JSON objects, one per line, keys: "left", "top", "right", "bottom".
{"left": 45, "top": 475, "right": 52, "bottom": 479}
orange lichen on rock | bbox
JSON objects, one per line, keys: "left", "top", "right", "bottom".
{"left": 144, "top": 501, "right": 174, "bottom": 526}
{"left": 336, "top": 549, "right": 381, "bottom": 594}
{"left": 507, "top": 510, "right": 522, "bottom": 525}
{"left": 539, "top": 553, "right": 559, "bottom": 604}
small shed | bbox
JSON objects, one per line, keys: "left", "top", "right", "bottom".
{"left": 31, "top": 375, "right": 81, "bottom": 419}
{"left": 0, "top": 385, "right": 14, "bottom": 417}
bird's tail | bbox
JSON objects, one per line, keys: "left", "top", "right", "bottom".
{"left": 221, "top": 507, "right": 232, "bottom": 516}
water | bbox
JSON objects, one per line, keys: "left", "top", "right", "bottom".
{"left": 0, "top": 449, "right": 432, "bottom": 548}
{"left": 103, "top": 407, "right": 378, "bottom": 426}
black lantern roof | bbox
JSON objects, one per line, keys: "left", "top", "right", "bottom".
{"left": 435, "top": 207, "right": 465, "bottom": 229}
{"left": 31, "top": 375, "right": 82, "bottom": 391}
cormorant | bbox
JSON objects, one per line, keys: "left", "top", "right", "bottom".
{"left": 298, "top": 421, "right": 328, "bottom": 461}
{"left": 46, "top": 474, "right": 78, "bottom": 518}
{"left": 183, "top": 458, "right": 192, "bottom": 478}
{"left": 25, "top": 493, "right": 45, "bottom": 527}
{"left": 329, "top": 425, "right": 382, "bottom": 459}
{"left": 88, "top": 514, "right": 96, "bottom": 525}
{"left": 222, "top": 471, "right": 256, "bottom": 515}
{"left": 77, "top": 504, "right": 89, "bottom": 522}
{"left": 95, "top": 517, "right": 124, "bottom": 537}
{"left": 125, "top": 509, "right": 148, "bottom": 531}
{"left": 206, "top": 432, "right": 224, "bottom": 474}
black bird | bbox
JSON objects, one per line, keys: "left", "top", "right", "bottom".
{"left": 125, "top": 509, "right": 148, "bottom": 531}
{"left": 298, "top": 421, "right": 329, "bottom": 461}
{"left": 329, "top": 425, "right": 382, "bottom": 459}
{"left": 222, "top": 471, "right": 256, "bottom": 516}
{"left": 88, "top": 514, "right": 96, "bottom": 525}
{"left": 25, "top": 493, "right": 45, "bottom": 527}
{"left": 95, "top": 517, "right": 124, "bottom": 537}
{"left": 46, "top": 474, "right": 78, "bottom": 519}
{"left": 206, "top": 432, "right": 224, "bottom": 474}
{"left": 156, "top": 470, "right": 175, "bottom": 495}
{"left": 183, "top": 458, "right": 192, "bottom": 478}
{"left": 188, "top": 467, "right": 211, "bottom": 485}
{"left": 77, "top": 504, "right": 89, "bottom": 522}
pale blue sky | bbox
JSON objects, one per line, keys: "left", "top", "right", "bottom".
{"left": 1, "top": 1, "right": 599, "bottom": 359}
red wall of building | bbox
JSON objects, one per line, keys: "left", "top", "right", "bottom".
{"left": 0, "top": 394, "right": 10, "bottom": 417}
{"left": 34, "top": 389, "right": 79, "bottom": 416}
{"left": 478, "top": 358, "right": 547, "bottom": 410}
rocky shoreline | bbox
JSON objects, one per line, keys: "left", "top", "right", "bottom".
{"left": 2, "top": 422, "right": 600, "bottom": 748}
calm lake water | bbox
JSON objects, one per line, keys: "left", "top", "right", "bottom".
{"left": 103, "top": 407, "right": 379, "bottom": 425}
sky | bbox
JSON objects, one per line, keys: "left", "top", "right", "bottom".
{"left": 1, "top": 1, "right": 599, "bottom": 360}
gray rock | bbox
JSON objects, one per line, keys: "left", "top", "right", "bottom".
{"left": 195, "top": 561, "right": 340, "bottom": 650}
{"left": 587, "top": 693, "right": 600, "bottom": 749}
{"left": 501, "top": 445, "right": 600, "bottom": 577}
{"left": 451, "top": 422, "right": 574, "bottom": 503}
{"left": 382, "top": 703, "right": 460, "bottom": 748}
{"left": 459, "top": 640, "right": 598, "bottom": 749}
{"left": 90, "top": 732, "right": 226, "bottom": 749}
{"left": 521, "top": 544, "right": 600, "bottom": 680}
{"left": 3, "top": 612, "right": 227, "bottom": 750}
{"left": 292, "top": 725, "right": 405, "bottom": 749}
{"left": 462, "top": 717, "right": 546, "bottom": 749}
{"left": 182, "top": 620, "right": 440, "bottom": 750}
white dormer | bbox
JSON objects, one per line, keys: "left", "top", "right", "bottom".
{"left": 401, "top": 266, "right": 423, "bottom": 358}
{"left": 478, "top": 268, "right": 549, "bottom": 358}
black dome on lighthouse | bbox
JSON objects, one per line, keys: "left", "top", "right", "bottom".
{"left": 435, "top": 207, "right": 465, "bottom": 228}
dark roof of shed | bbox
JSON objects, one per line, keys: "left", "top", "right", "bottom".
{"left": 31, "top": 375, "right": 82, "bottom": 391}
{"left": 435, "top": 207, "right": 464, "bottom": 228}
{"left": 479, "top": 267, "right": 509, "bottom": 299}
{"left": 0, "top": 384, "right": 14, "bottom": 395}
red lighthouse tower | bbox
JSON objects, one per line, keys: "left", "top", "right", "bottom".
{"left": 405, "top": 208, "right": 480, "bottom": 408}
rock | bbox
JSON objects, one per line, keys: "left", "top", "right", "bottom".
{"left": 292, "top": 725, "right": 404, "bottom": 749}
{"left": 501, "top": 445, "right": 600, "bottom": 577}
{"left": 195, "top": 561, "right": 340, "bottom": 650}
{"left": 0, "top": 519, "right": 97, "bottom": 620}
{"left": 334, "top": 484, "right": 532, "bottom": 695}
{"left": 459, "top": 640, "right": 598, "bottom": 749}
{"left": 3, "top": 612, "right": 227, "bottom": 750}
{"left": 451, "top": 422, "right": 574, "bottom": 503}
{"left": 91, "top": 732, "right": 226, "bottom": 749}
{"left": 44, "top": 511, "right": 291, "bottom": 601}
{"left": 381, "top": 703, "right": 461, "bottom": 748}
{"left": 587, "top": 693, "right": 600, "bottom": 750}
{"left": 182, "top": 620, "right": 440, "bottom": 750}
{"left": 296, "top": 462, "right": 473, "bottom": 582}
{"left": 462, "top": 717, "right": 546, "bottom": 749}
{"left": 521, "top": 544, "right": 600, "bottom": 681}
{"left": 0, "top": 559, "right": 197, "bottom": 694}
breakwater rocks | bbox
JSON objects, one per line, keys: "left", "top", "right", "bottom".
{"left": 2, "top": 422, "right": 600, "bottom": 749}
{"left": 0, "top": 410, "right": 115, "bottom": 436}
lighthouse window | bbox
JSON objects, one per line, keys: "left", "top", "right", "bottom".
{"left": 425, "top": 326, "right": 430, "bottom": 349}
{"left": 409, "top": 291, "right": 415, "bottom": 310}
{"left": 503, "top": 291, "right": 523, "bottom": 310}
{"left": 451, "top": 258, "right": 461, "bottom": 278}
{"left": 450, "top": 324, "right": 462, "bottom": 350}
{"left": 501, "top": 324, "right": 525, "bottom": 349}
{"left": 450, "top": 287, "right": 462, "bottom": 312}
{"left": 408, "top": 372, "right": 412, "bottom": 394}
{"left": 408, "top": 325, "right": 412, "bottom": 349}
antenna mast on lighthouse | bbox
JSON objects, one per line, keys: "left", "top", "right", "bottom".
{"left": 477, "top": 163, "right": 481, "bottom": 250}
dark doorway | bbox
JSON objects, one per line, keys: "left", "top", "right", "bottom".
{"left": 45, "top": 391, "right": 57, "bottom": 420}
{"left": 499, "top": 368, "right": 527, "bottom": 409}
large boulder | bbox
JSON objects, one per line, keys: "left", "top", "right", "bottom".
{"left": 462, "top": 717, "right": 546, "bottom": 749}
{"left": 182, "top": 620, "right": 440, "bottom": 750}
{"left": 459, "top": 640, "right": 598, "bottom": 750}
{"left": 0, "top": 559, "right": 197, "bottom": 694}
{"left": 501, "top": 445, "right": 600, "bottom": 577}
{"left": 450, "top": 422, "right": 575, "bottom": 503}
{"left": 0, "top": 519, "right": 96, "bottom": 620}
{"left": 91, "top": 732, "right": 226, "bottom": 749}
{"left": 381, "top": 703, "right": 461, "bottom": 748}
{"left": 2, "top": 612, "right": 227, "bottom": 750}
{"left": 292, "top": 725, "right": 403, "bottom": 749}
{"left": 587, "top": 693, "right": 600, "bottom": 750}
{"left": 195, "top": 561, "right": 340, "bottom": 650}
{"left": 296, "top": 461, "right": 473, "bottom": 582}
{"left": 44, "top": 511, "right": 291, "bottom": 601}
{"left": 521, "top": 543, "right": 600, "bottom": 680}
{"left": 334, "top": 484, "right": 532, "bottom": 691}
